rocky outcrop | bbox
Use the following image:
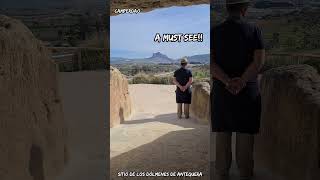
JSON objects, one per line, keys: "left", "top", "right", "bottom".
{"left": 255, "top": 65, "right": 320, "bottom": 180}
{"left": 190, "top": 82, "right": 210, "bottom": 124}
{"left": 111, "top": 0, "right": 209, "bottom": 15}
{"left": 0, "top": 15, "right": 68, "bottom": 180}
{"left": 110, "top": 67, "right": 132, "bottom": 127}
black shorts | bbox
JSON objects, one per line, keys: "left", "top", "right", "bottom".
{"left": 176, "top": 88, "right": 192, "bottom": 104}
{"left": 211, "top": 81, "right": 261, "bottom": 134}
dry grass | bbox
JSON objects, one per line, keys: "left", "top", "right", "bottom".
{"left": 130, "top": 72, "right": 174, "bottom": 85}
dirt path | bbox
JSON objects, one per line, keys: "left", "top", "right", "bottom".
{"left": 56, "top": 71, "right": 107, "bottom": 180}
{"left": 110, "top": 84, "right": 210, "bottom": 180}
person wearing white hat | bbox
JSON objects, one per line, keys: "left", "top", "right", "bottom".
{"left": 211, "top": 0, "right": 266, "bottom": 180}
{"left": 173, "top": 58, "right": 193, "bottom": 119}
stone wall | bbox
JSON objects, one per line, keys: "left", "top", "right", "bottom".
{"left": 111, "top": 0, "right": 209, "bottom": 15}
{"left": 190, "top": 82, "right": 211, "bottom": 124}
{"left": 110, "top": 67, "right": 132, "bottom": 127}
{"left": 0, "top": 15, "right": 68, "bottom": 180}
{"left": 255, "top": 65, "right": 320, "bottom": 180}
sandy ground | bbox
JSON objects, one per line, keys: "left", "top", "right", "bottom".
{"left": 56, "top": 71, "right": 107, "bottom": 180}
{"left": 110, "top": 84, "right": 275, "bottom": 180}
{"left": 54, "top": 74, "right": 273, "bottom": 180}
{"left": 110, "top": 84, "right": 210, "bottom": 180}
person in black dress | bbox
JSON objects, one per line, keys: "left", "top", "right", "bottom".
{"left": 211, "top": 0, "right": 266, "bottom": 180}
{"left": 173, "top": 58, "right": 193, "bottom": 119}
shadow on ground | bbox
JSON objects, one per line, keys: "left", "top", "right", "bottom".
{"left": 123, "top": 113, "right": 202, "bottom": 128}
{"left": 111, "top": 113, "right": 277, "bottom": 180}
{"left": 111, "top": 113, "right": 209, "bottom": 180}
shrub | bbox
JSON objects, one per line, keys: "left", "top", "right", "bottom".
{"left": 193, "top": 71, "right": 209, "bottom": 79}
{"left": 262, "top": 55, "right": 320, "bottom": 74}
{"left": 261, "top": 55, "right": 303, "bottom": 72}
{"left": 130, "top": 72, "right": 174, "bottom": 85}
{"left": 150, "top": 76, "right": 174, "bottom": 84}
{"left": 304, "top": 59, "right": 320, "bottom": 73}
{"left": 80, "top": 49, "right": 106, "bottom": 70}
{"left": 130, "top": 72, "right": 150, "bottom": 84}
{"left": 193, "top": 78, "right": 210, "bottom": 84}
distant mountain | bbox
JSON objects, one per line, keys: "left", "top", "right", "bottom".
{"left": 110, "top": 57, "right": 127, "bottom": 63}
{"left": 146, "top": 52, "right": 175, "bottom": 64}
{"left": 182, "top": 54, "right": 210, "bottom": 64}
{"left": 111, "top": 52, "right": 210, "bottom": 64}
{"left": 111, "top": 52, "right": 174, "bottom": 64}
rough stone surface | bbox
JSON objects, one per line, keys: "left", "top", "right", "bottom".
{"left": 190, "top": 82, "right": 211, "bottom": 124}
{"left": 111, "top": 0, "right": 209, "bottom": 15}
{"left": 110, "top": 66, "right": 132, "bottom": 127}
{"left": 255, "top": 65, "right": 320, "bottom": 180}
{"left": 0, "top": 15, "right": 68, "bottom": 180}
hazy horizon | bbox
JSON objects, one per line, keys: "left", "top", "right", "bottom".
{"left": 111, "top": 52, "right": 209, "bottom": 59}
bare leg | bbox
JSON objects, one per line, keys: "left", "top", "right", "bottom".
{"left": 177, "top": 103, "right": 182, "bottom": 119}
{"left": 215, "top": 132, "right": 232, "bottom": 180}
{"left": 236, "top": 133, "right": 254, "bottom": 180}
{"left": 184, "top": 103, "right": 190, "bottom": 118}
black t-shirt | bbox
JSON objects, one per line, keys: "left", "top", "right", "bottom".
{"left": 174, "top": 67, "right": 192, "bottom": 89}
{"left": 211, "top": 16, "right": 264, "bottom": 82}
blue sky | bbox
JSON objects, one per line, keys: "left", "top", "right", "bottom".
{"left": 110, "top": 4, "right": 210, "bottom": 59}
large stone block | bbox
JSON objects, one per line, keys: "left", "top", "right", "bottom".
{"left": 190, "top": 82, "right": 211, "bottom": 124}
{"left": 256, "top": 65, "right": 320, "bottom": 180}
{"left": 110, "top": 67, "right": 132, "bottom": 127}
{"left": 0, "top": 15, "right": 68, "bottom": 180}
